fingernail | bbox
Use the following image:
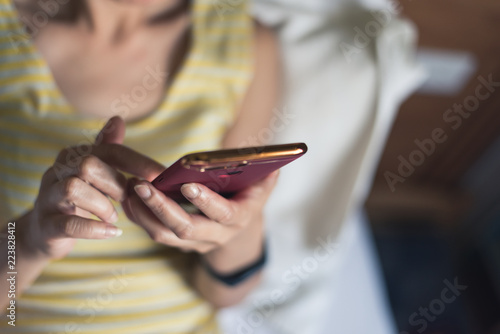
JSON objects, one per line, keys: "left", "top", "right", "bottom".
{"left": 95, "top": 119, "right": 112, "bottom": 144}
{"left": 103, "top": 118, "right": 112, "bottom": 129}
{"left": 135, "top": 184, "right": 151, "bottom": 199}
{"left": 181, "top": 183, "right": 200, "bottom": 199}
{"left": 109, "top": 211, "right": 118, "bottom": 223}
{"left": 105, "top": 226, "right": 123, "bottom": 238}
{"left": 102, "top": 117, "right": 118, "bottom": 133}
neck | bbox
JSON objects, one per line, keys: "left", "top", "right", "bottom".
{"left": 81, "top": 0, "right": 185, "bottom": 43}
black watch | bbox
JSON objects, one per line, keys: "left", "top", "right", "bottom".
{"left": 201, "top": 241, "right": 268, "bottom": 287}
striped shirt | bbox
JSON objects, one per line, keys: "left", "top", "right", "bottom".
{"left": 0, "top": 0, "right": 253, "bottom": 332}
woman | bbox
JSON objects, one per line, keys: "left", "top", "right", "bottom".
{"left": 0, "top": 0, "right": 280, "bottom": 332}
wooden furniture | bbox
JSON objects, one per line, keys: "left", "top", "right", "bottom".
{"left": 365, "top": 0, "right": 500, "bottom": 227}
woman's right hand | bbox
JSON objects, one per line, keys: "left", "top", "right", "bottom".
{"left": 20, "top": 117, "right": 164, "bottom": 260}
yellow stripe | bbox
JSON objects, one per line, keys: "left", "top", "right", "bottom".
{"left": 0, "top": 73, "right": 52, "bottom": 85}
{"left": 0, "top": 182, "right": 38, "bottom": 201}
{"left": 17, "top": 298, "right": 208, "bottom": 324}
{"left": 0, "top": 164, "right": 46, "bottom": 181}
{"left": 197, "top": 28, "right": 250, "bottom": 36}
{"left": 0, "top": 24, "right": 20, "bottom": 31}
{"left": 40, "top": 257, "right": 185, "bottom": 279}
{"left": 0, "top": 192, "right": 33, "bottom": 211}
{"left": 1, "top": 111, "right": 99, "bottom": 128}
{"left": 0, "top": 116, "right": 99, "bottom": 139}
{"left": 0, "top": 87, "right": 58, "bottom": 98}
{"left": 0, "top": 58, "right": 42, "bottom": 70}
{"left": 26, "top": 273, "right": 190, "bottom": 299}
{"left": 0, "top": 43, "right": 37, "bottom": 56}
{"left": 0, "top": 132, "right": 66, "bottom": 151}
{"left": 0, "top": 178, "right": 40, "bottom": 195}
{"left": 14, "top": 304, "right": 213, "bottom": 333}
{"left": 0, "top": 146, "right": 53, "bottom": 164}
{"left": 128, "top": 117, "right": 225, "bottom": 143}
{"left": 23, "top": 290, "right": 201, "bottom": 314}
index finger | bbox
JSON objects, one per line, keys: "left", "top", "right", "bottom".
{"left": 92, "top": 144, "right": 165, "bottom": 181}
{"left": 56, "top": 144, "right": 165, "bottom": 182}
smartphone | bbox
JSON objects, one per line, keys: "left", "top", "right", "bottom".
{"left": 152, "top": 143, "right": 307, "bottom": 201}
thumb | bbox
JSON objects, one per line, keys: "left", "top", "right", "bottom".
{"left": 95, "top": 116, "right": 126, "bottom": 145}
{"left": 235, "top": 170, "right": 280, "bottom": 203}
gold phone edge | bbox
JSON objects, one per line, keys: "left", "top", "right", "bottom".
{"left": 181, "top": 143, "right": 307, "bottom": 170}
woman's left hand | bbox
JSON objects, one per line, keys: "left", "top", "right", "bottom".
{"left": 122, "top": 171, "right": 279, "bottom": 255}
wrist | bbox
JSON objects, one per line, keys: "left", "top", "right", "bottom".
{"left": 18, "top": 238, "right": 52, "bottom": 263}
{"left": 200, "top": 240, "right": 267, "bottom": 287}
{"left": 17, "top": 211, "right": 52, "bottom": 262}
{"left": 202, "top": 221, "right": 264, "bottom": 274}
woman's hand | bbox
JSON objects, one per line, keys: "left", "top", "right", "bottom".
{"left": 122, "top": 171, "right": 278, "bottom": 307}
{"left": 20, "top": 117, "right": 164, "bottom": 260}
{"left": 122, "top": 171, "right": 279, "bottom": 256}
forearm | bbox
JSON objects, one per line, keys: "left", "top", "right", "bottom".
{"left": 193, "top": 222, "right": 265, "bottom": 308}
{"left": 0, "top": 211, "right": 51, "bottom": 310}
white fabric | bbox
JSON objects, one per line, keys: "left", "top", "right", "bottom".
{"left": 318, "top": 210, "right": 397, "bottom": 334}
{"left": 219, "top": 0, "right": 426, "bottom": 333}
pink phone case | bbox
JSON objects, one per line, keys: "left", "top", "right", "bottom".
{"left": 152, "top": 144, "right": 307, "bottom": 201}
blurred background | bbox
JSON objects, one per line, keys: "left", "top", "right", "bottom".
{"left": 364, "top": 0, "right": 500, "bottom": 333}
